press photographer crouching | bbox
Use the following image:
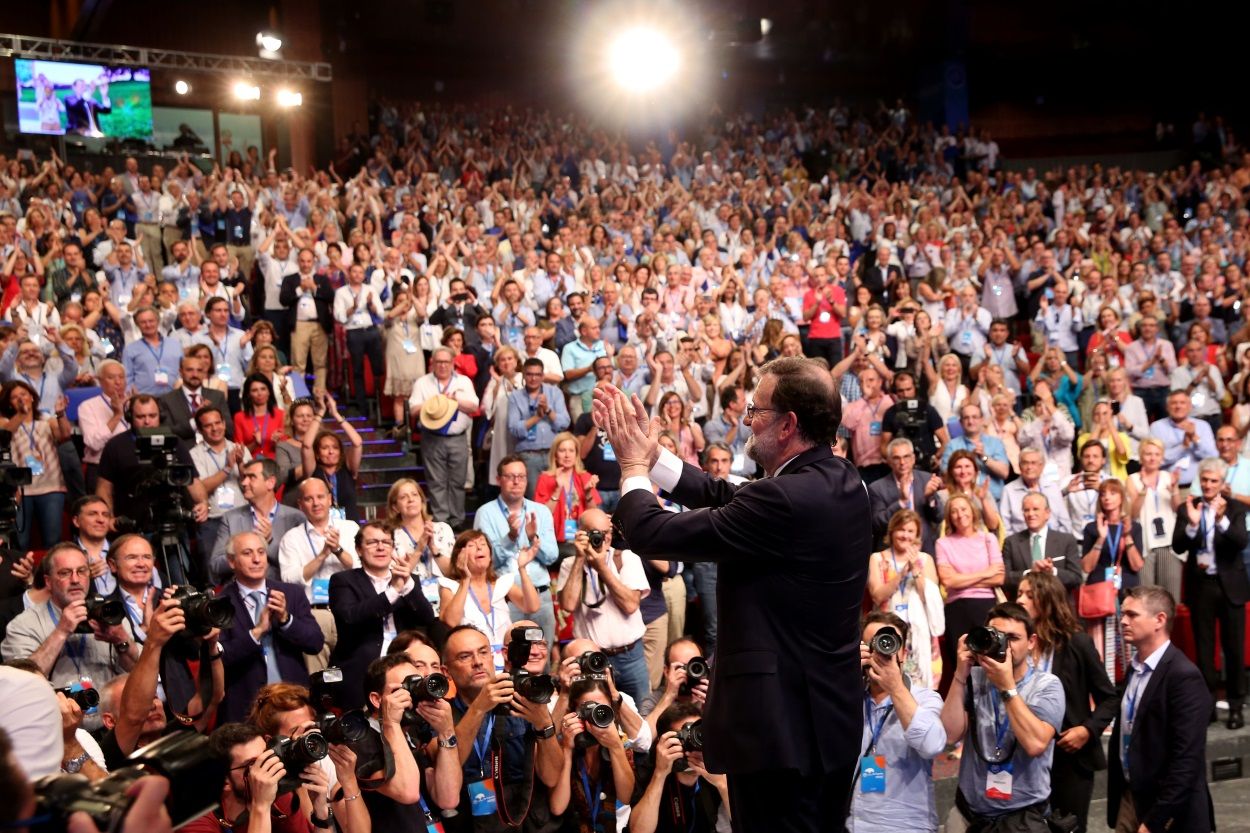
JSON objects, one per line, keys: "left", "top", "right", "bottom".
{"left": 848, "top": 612, "right": 946, "bottom": 833}
{"left": 555, "top": 637, "right": 651, "bottom": 755}
{"left": 630, "top": 703, "right": 729, "bottom": 833}
{"left": 939, "top": 603, "right": 1066, "bottom": 833}
{"left": 551, "top": 678, "right": 634, "bottom": 832}
{"left": 640, "top": 638, "right": 709, "bottom": 740}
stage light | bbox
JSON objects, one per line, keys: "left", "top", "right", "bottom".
{"left": 608, "top": 26, "right": 681, "bottom": 92}
{"left": 174, "top": 80, "right": 190, "bottom": 95}
{"left": 276, "top": 89, "right": 303, "bottom": 108}
{"left": 256, "top": 31, "right": 283, "bottom": 60}
{"left": 233, "top": 81, "right": 261, "bottom": 101}
{"left": 760, "top": 18, "right": 773, "bottom": 36}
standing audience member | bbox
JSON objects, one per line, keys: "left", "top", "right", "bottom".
{"left": 866, "top": 510, "right": 944, "bottom": 690}
{"left": 410, "top": 346, "right": 479, "bottom": 528}
{"left": 935, "top": 495, "right": 1004, "bottom": 690}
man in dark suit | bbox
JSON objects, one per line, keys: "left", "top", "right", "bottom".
{"left": 329, "top": 521, "right": 437, "bottom": 709}
{"left": 594, "top": 357, "right": 870, "bottom": 833}
{"left": 1109, "top": 585, "right": 1214, "bottom": 832}
{"left": 858, "top": 244, "right": 902, "bottom": 307}
{"left": 279, "top": 248, "right": 334, "bottom": 396}
{"left": 215, "top": 530, "right": 324, "bottom": 723}
{"left": 1172, "top": 457, "right": 1250, "bottom": 728}
{"left": 159, "top": 352, "right": 230, "bottom": 443}
{"left": 1001, "top": 493, "right": 1084, "bottom": 600}
{"left": 868, "top": 437, "right": 943, "bottom": 553}
{"left": 63, "top": 78, "right": 112, "bottom": 136}
{"left": 208, "top": 459, "right": 306, "bottom": 582}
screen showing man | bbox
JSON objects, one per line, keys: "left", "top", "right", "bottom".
{"left": 14, "top": 58, "right": 152, "bottom": 139}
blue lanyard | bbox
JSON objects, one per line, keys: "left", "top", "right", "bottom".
{"left": 577, "top": 759, "right": 605, "bottom": 832}
{"left": 303, "top": 524, "right": 323, "bottom": 556}
{"left": 863, "top": 695, "right": 893, "bottom": 754}
{"left": 467, "top": 580, "right": 496, "bottom": 638}
{"left": 19, "top": 419, "right": 38, "bottom": 454}
{"left": 888, "top": 549, "right": 909, "bottom": 597}
{"left": 207, "top": 445, "right": 228, "bottom": 472}
{"left": 565, "top": 476, "right": 577, "bottom": 516}
{"left": 325, "top": 471, "right": 338, "bottom": 504}
{"left": 990, "top": 668, "right": 1034, "bottom": 755}
{"left": 46, "top": 601, "right": 85, "bottom": 676}
{"left": 474, "top": 710, "right": 495, "bottom": 775}
{"left": 141, "top": 338, "right": 165, "bottom": 364}
{"left": 19, "top": 373, "right": 46, "bottom": 405}
{"left": 211, "top": 333, "right": 229, "bottom": 364}
{"left": 1106, "top": 523, "right": 1123, "bottom": 561}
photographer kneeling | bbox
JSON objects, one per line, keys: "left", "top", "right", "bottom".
{"left": 939, "top": 603, "right": 1065, "bottom": 833}
{"left": 630, "top": 703, "right": 729, "bottom": 833}
{"left": 550, "top": 678, "right": 634, "bottom": 832}
{"left": 848, "top": 612, "right": 946, "bottom": 833}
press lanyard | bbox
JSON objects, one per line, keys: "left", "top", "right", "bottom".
{"left": 211, "top": 333, "right": 229, "bottom": 365}
{"left": 304, "top": 524, "right": 325, "bottom": 558}
{"left": 20, "top": 419, "right": 38, "bottom": 456}
{"left": 1106, "top": 523, "right": 1123, "bottom": 561}
{"left": 468, "top": 580, "right": 496, "bottom": 639}
{"left": 863, "top": 696, "right": 893, "bottom": 754}
{"left": 564, "top": 476, "right": 578, "bottom": 517}
{"left": 326, "top": 471, "right": 339, "bottom": 504}
{"left": 474, "top": 710, "right": 495, "bottom": 776}
{"left": 46, "top": 601, "right": 85, "bottom": 676}
{"left": 142, "top": 338, "right": 165, "bottom": 364}
{"left": 207, "top": 445, "right": 229, "bottom": 473}
{"left": 19, "top": 373, "right": 46, "bottom": 405}
{"left": 437, "top": 374, "right": 455, "bottom": 396}
{"left": 1198, "top": 509, "right": 1208, "bottom": 551}
{"left": 888, "top": 550, "right": 909, "bottom": 597}
{"left": 577, "top": 759, "right": 605, "bottom": 832}
{"left": 990, "top": 668, "right": 1033, "bottom": 757}
{"left": 252, "top": 414, "right": 269, "bottom": 449}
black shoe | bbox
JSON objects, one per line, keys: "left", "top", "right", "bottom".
{"left": 1228, "top": 707, "right": 1244, "bottom": 731}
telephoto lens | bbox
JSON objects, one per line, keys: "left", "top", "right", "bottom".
{"left": 868, "top": 626, "right": 903, "bottom": 657}
{"left": 679, "top": 656, "right": 709, "bottom": 696}
{"left": 55, "top": 685, "right": 100, "bottom": 710}
{"left": 402, "top": 673, "right": 450, "bottom": 703}
{"left": 576, "top": 650, "right": 608, "bottom": 677}
{"left": 513, "top": 669, "right": 557, "bottom": 704}
{"left": 574, "top": 702, "right": 616, "bottom": 750}
{"left": 966, "top": 626, "right": 1009, "bottom": 663}
{"left": 76, "top": 595, "right": 125, "bottom": 634}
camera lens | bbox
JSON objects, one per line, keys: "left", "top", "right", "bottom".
{"left": 578, "top": 651, "right": 608, "bottom": 676}
{"left": 403, "top": 673, "right": 450, "bottom": 702}
{"left": 869, "top": 627, "right": 902, "bottom": 657}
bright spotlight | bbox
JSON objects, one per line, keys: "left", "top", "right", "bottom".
{"left": 233, "top": 81, "right": 261, "bottom": 101}
{"left": 608, "top": 27, "right": 681, "bottom": 92}
{"left": 256, "top": 31, "right": 283, "bottom": 60}
{"left": 760, "top": 18, "right": 773, "bottom": 36}
{"left": 276, "top": 89, "right": 303, "bottom": 108}
{"left": 174, "top": 80, "right": 190, "bottom": 95}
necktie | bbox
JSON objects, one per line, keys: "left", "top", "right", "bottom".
{"left": 189, "top": 392, "right": 200, "bottom": 412}
{"left": 249, "top": 590, "right": 283, "bottom": 683}
{"left": 1031, "top": 533, "right": 1042, "bottom": 562}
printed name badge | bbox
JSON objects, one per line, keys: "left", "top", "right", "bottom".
{"left": 1143, "top": 366, "right": 1154, "bottom": 378}
{"left": 859, "top": 755, "right": 886, "bottom": 793}
{"left": 1041, "top": 460, "right": 1060, "bottom": 487}
{"left": 601, "top": 440, "right": 616, "bottom": 462}
{"left": 985, "top": 762, "right": 1013, "bottom": 800}
{"left": 25, "top": 455, "right": 44, "bottom": 477}
{"left": 102, "top": 340, "right": 114, "bottom": 355}
{"left": 311, "top": 578, "right": 330, "bottom": 605}
{"left": 869, "top": 420, "right": 882, "bottom": 436}
{"left": 402, "top": 339, "right": 418, "bottom": 354}
{"left": 71, "top": 291, "right": 82, "bottom": 304}
{"left": 153, "top": 371, "right": 169, "bottom": 387}
{"left": 467, "top": 779, "right": 498, "bottom": 816}
{"left": 1107, "top": 566, "right": 1122, "bottom": 591}
{"left": 216, "top": 489, "right": 236, "bottom": 510}
{"left": 962, "top": 330, "right": 973, "bottom": 346}
{"left": 422, "top": 576, "right": 441, "bottom": 611}
{"left": 564, "top": 518, "right": 579, "bottom": 540}
{"left": 425, "top": 820, "right": 445, "bottom": 833}
{"left": 1191, "top": 390, "right": 1206, "bottom": 409}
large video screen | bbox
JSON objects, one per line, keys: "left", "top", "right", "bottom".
{"left": 14, "top": 58, "right": 153, "bottom": 139}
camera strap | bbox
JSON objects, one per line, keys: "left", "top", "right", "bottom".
{"left": 488, "top": 720, "right": 535, "bottom": 828}
{"left": 356, "top": 731, "right": 397, "bottom": 790}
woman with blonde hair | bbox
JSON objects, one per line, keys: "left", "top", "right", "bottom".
{"left": 935, "top": 493, "right": 1004, "bottom": 689}
{"left": 385, "top": 477, "right": 455, "bottom": 614}
{"left": 867, "top": 509, "right": 945, "bottom": 688}
{"left": 246, "top": 344, "right": 296, "bottom": 411}
{"left": 926, "top": 352, "right": 969, "bottom": 424}
{"left": 1126, "top": 437, "right": 1184, "bottom": 600}
{"left": 535, "top": 431, "right": 602, "bottom": 553}
{"left": 481, "top": 345, "right": 523, "bottom": 488}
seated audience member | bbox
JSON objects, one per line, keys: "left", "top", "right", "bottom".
{"left": 329, "top": 521, "right": 437, "bottom": 708}
{"left": 215, "top": 531, "right": 324, "bottom": 722}
{"left": 211, "top": 458, "right": 307, "bottom": 582}
{"left": 557, "top": 509, "right": 651, "bottom": 704}
{"left": 158, "top": 350, "right": 230, "bottom": 443}
{"left": 939, "top": 603, "right": 1065, "bottom": 833}
{"left": 71, "top": 495, "right": 118, "bottom": 595}
{"left": 0, "top": 665, "right": 63, "bottom": 779}
{"left": 1001, "top": 493, "right": 1084, "bottom": 600}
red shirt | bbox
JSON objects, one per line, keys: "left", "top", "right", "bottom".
{"left": 233, "top": 407, "right": 285, "bottom": 459}
{"left": 535, "top": 470, "right": 602, "bottom": 542}
{"left": 803, "top": 284, "right": 845, "bottom": 339}
{"left": 181, "top": 794, "right": 312, "bottom": 833}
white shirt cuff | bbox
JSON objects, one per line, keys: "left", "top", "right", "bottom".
{"left": 621, "top": 447, "right": 684, "bottom": 497}
{"left": 1218, "top": 516, "right": 1232, "bottom": 533}
{"left": 1185, "top": 523, "right": 1199, "bottom": 537}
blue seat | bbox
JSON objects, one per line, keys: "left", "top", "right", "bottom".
{"left": 65, "top": 386, "right": 102, "bottom": 423}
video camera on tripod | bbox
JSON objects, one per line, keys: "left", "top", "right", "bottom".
{"left": 0, "top": 429, "right": 33, "bottom": 551}
{"left": 114, "top": 428, "right": 198, "bottom": 585}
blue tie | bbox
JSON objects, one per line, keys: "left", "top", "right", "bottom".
{"left": 249, "top": 590, "right": 283, "bottom": 684}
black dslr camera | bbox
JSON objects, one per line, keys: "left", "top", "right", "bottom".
{"left": 868, "top": 626, "right": 903, "bottom": 657}
{"left": 505, "top": 626, "right": 556, "bottom": 705}
{"left": 586, "top": 528, "right": 607, "bottom": 551}
{"left": 576, "top": 650, "right": 609, "bottom": 679}
{"left": 402, "top": 672, "right": 452, "bottom": 724}
{"left": 29, "top": 730, "right": 224, "bottom": 832}
{"left": 967, "top": 625, "right": 1009, "bottom": 664}
{"left": 671, "top": 719, "right": 705, "bottom": 773}
{"left": 269, "top": 732, "right": 329, "bottom": 794}
{"left": 574, "top": 701, "right": 616, "bottom": 749}
{"left": 679, "top": 656, "right": 709, "bottom": 696}
{"left": 169, "top": 585, "right": 234, "bottom": 637}
{"left": 309, "top": 668, "right": 389, "bottom": 781}
{"left": 75, "top": 594, "right": 126, "bottom": 634}
{"left": 55, "top": 685, "right": 100, "bottom": 710}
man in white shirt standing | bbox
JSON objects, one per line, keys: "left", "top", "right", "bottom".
{"left": 409, "top": 347, "right": 480, "bottom": 529}
{"left": 333, "top": 262, "right": 386, "bottom": 416}
{"left": 277, "top": 476, "right": 360, "bottom": 672}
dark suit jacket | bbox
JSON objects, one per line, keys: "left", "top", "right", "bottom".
{"left": 1051, "top": 631, "right": 1118, "bottom": 773}
{"left": 159, "top": 387, "right": 231, "bottom": 443}
{"left": 328, "top": 568, "right": 437, "bottom": 709}
{"left": 1173, "top": 499, "right": 1250, "bottom": 606}
{"left": 1001, "top": 528, "right": 1083, "bottom": 599}
{"left": 215, "top": 579, "right": 325, "bottom": 723}
{"left": 208, "top": 503, "right": 308, "bottom": 582}
{"left": 1107, "top": 643, "right": 1214, "bottom": 833}
{"left": 64, "top": 95, "right": 111, "bottom": 134}
{"left": 867, "top": 470, "right": 943, "bottom": 554}
{"left": 279, "top": 273, "right": 335, "bottom": 333}
{"left": 859, "top": 263, "right": 902, "bottom": 306}
{"left": 613, "top": 445, "right": 870, "bottom": 777}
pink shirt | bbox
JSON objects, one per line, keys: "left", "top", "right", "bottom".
{"left": 840, "top": 394, "right": 894, "bottom": 467}
{"left": 935, "top": 531, "right": 1002, "bottom": 603}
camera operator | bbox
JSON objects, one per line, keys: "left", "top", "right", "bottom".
{"left": 848, "top": 612, "right": 946, "bottom": 833}
{"left": 550, "top": 678, "right": 634, "bottom": 831}
{"left": 216, "top": 532, "right": 324, "bottom": 723}
{"left": 210, "top": 459, "right": 306, "bottom": 583}
{"left": 879, "top": 372, "right": 946, "bottom": 470}
{"left": 443, "top": 623, "right": 564, "bottom": 830}
{"left": 630, "top": 703, "right": 730, "bottom": 833}
{"left": 2, "top": 543, "right": 137, "bottom": 696}
{"left": 556, "top": 509, "right": 651, "bottom": 704}
{"left": 180, "top": 722, "right": 328, "bottom": 833}
{"left": 554, "top": 636, "right": 651, "bottom": 754}
{"left": 640, "top": 638, "right": 707, "bottom": 739}
{"left": 190, "top": 406, "right": 251, "bottom": 560}
{"left": 939, "top": 603, "right": 1065, "bottom": 833}
{"left": 383, "top": 634, "right": 465, "bottom": 808}
{"left": 95, "top": 394, "right": 209, "bottom": 537}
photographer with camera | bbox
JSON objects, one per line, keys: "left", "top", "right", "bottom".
{"left": 443, "top": 624, "right": 564, "bottom": 829}
{"left": 630, "top": 703, "right": 729, "bottom": 833}
{"left": 216, "top": 532, "right": 324, "bottom": 723}
{"left": 849, "top": 612, "right": 946, "bottom": 833}
{"left": 640, "top": 638, "right": 707, "bottom": 737}
{"left": 556, "top": 509, "right": 651, "bottom": 704}
{"left": 550, "top": 677, "right": 634, "bottom": 831}
{"left": 553, "top": 636, "right": 650, "bottom": 754}
{"left": 2, "top": 543, "right": 137, "bottom": 695}
{"left": 939, "top": 603, "right": 1065, "bottom": 833}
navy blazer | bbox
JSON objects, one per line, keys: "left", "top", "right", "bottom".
{"left": 1107, "top": 643, "right": 1214, "bottom": 833}
{"left": 1174, "top": 499, "right": 1250, "bottom": 606}
{"left": 328, "top": 568, "right": 437, "bottom": 709}
{"left": 215, "top": 579, "right": 325, "bottom": 723}
{"left": 867, "top": 469, "right": 943, "bottom": 554}
{"left": 613, "top": 444, "right": 871, "bottom": 779}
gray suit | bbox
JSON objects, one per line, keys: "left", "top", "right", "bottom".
{"left": 209, "top": 502, "right": 307, "bottom": 582}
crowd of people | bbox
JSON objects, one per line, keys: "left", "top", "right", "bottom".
{"left": 0, "top": 96, "right": 1246, "bottom": 832}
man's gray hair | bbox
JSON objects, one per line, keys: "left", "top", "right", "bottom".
{"left": 1198, "top": 457, "right": 1228, "bottom": 479}
{"left": 886, "top": 437, "right": 914, "bottom": 457}
{"left": 1021, "top": 491, "right": 1050, "bottom": 510}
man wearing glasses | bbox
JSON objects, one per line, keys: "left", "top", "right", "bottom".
{"left": 328, "top": 521, "right": 437, "bottom": 709}
{"left": 940, "top": 403, "right": 1012, "bottom": 502}
{"left": 508, "top": 357, "right": 571, "bottom": 497}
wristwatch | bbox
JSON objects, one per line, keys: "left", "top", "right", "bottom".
{"left": 999, "top": 687, "right": 1019, "bottom": 702}
{"left": 64, "top": 751, "right": 90, "bottom": 773}
{"left": 207, "top": 641, "right": 224, "bottom": 661}
{"left": 535, "top": 723, "right": 557, "bottom": 741}
{"left": 438, "top": 734, "right": 459, "bottom": 749}
{"left": 980, "top": 454, "right": 990, "bottom": 464}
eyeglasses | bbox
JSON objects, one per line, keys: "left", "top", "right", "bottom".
{"left": 499, "top": 472, "right": 528, "bottom": 481}
{"left": 744, "top": 404, "right": 778, "bottom": 422}
{"left": 362, "top": 539, "right": 394, "bottom": 549}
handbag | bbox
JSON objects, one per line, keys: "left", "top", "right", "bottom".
{"left": 1077, "top": 523, "right": 1124, "bottom": 619}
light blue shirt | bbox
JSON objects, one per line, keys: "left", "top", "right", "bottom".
{"left": 561, "top": 338, "right": 608, "bottom": 396}
{"left": 532, "top": 271, "right": 570, "bottom": 310}
{"left": 103, "top": 264, "right": 149, "bottom": 307}
{"left": 940, "top": 434, "right": 1010, "bottom": 501}
{"left": 507, "top": 385, "right": 570, "bottom": 452}
{"left": 473, "top": 498, "right": 559, "bottom": 588}
{"left": 200, "top": 327, "right": 253, "bottom": 390}
{"left": 1121, "top": 640, "right": 1170, "bottom": 778}
{"left": 0, "top": 342, "right": 78, "bottom": 415}
{"left": 849, "top": 687, "right": 946, "bottom": 833}
{"left": 1149, "top": 418, "right": 1217, "bottom": 486}
{"left": 122, "top": 336, "right": 182, "bottom": 395}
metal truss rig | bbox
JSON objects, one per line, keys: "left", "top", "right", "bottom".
{"left": 0, "top": 33, "right": 332, "bottom": 82}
